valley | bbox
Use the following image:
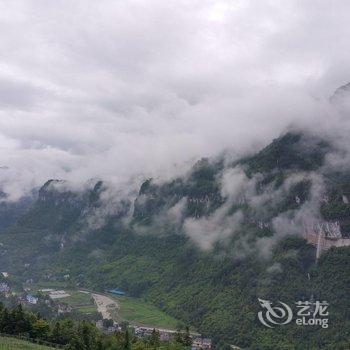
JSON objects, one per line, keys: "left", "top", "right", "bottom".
{"left": 2, "top": 2, "right": 350, "bottom": 348}
{"left": 2, "top": 278, "right": 182, "bottom": 332}
{"left": 0, "top": 132, "right": 349, "bottom": 349}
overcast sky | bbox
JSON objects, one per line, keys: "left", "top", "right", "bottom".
{"left": 1, "top": 0, "right": 350, "bottom": 199}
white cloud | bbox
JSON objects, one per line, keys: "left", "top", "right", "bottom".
{"left": 184, "top": 209, "right": 244, "bottom": 251}
{"left": 0, "top": 1, "right": 350, "bottom": 198}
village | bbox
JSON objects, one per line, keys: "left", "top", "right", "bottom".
{"left": 0, "top": 272, "right": 214, "bottom": 350}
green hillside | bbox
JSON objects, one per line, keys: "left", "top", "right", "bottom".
{"left": 110, "top": 295, "right": 181, "bottom": 329}
{"left": 0, "top": 131, "right": 349, "bottom": 349}
{"left": 0, "top": 336, "right": 55, "bottom": 350}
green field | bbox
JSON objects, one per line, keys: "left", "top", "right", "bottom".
{"left": 109, "top": 295, "right": 181, "bottom": 330}
{"left": 63, "top": 291, "right": 93, "bottom": 307}
{"left": 28, "top": 283, "right": 178, "bottom": 328}
{"left": 63, "top": 291, "right": 98, "bottom": 314}
{"left": 75, "top": 305, "right": 97, "bottom": 314}
{"left": 0, "top": 336, "right": 55, "bottom": 350}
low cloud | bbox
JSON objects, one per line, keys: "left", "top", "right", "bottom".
{"left": 2, "top": 1, "right": 350, "bottom": 259}
{"left": 1, "top": 1, "right": 350, "bottom": 200}
{"left": 272, "top": 172, "right": 325, "bottom": 237}
{"left": 184, "top": 209, "right": 244, "bottom": 251}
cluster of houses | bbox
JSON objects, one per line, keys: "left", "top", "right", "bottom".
{"left": 57, "top": 303, "right": 73, "bottom": 315}
{"left": 0, "top": 275, "right": 38, "bottom": 306}
{"left": 95, "top": 321, "right": 213, "bottom": 349}
{"left": 96, "top": 319, "right": 121, "bottom": 334}
{"left": 25, "top": 291, "right": 73, "bottom": 316}
{"left": 134, "top": 326, "right": 175, "bottom": 342}
{"left": 133, "top": 326, "right": 212, "bottom": 349}
{"left": 192, "top": 337, "right": 212, "bottom": 350}
{"left": 0, "top": 285, "right": 39, "bottom": 306}
{"left": 25, "top": 294, "right": 39, "bottom": 304}
{"left": 0, "top": 282, "right": 10, "bottom": 296}
{"left": 0, "top": 282, "right": 74, "bottom": 317}
{"left": 40, "top": 288, "right": 71, "bottom": 299}
{"left": 38, "top": 289, "right": 73, "bottom": 315}
{"left": 1, "top": 279, "right": 213, "bottom": 349}
{"left": 302, "top": 219, "right": 350, "bottom": 257}
{"left": 0, "top": 278, "right": 17, "bottom": 301}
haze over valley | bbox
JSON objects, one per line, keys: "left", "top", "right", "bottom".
{"left": 0, "top": 1, "right": 350, "bottom": 349}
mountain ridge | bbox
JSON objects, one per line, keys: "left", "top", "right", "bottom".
{"left": 0, "top": 130, "right": 349, "bottom": 349}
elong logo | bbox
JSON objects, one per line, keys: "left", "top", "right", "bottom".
{"left": 258, "top": 298, "right": 329, "bottom": 329}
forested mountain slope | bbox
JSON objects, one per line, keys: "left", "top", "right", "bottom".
{"left": 0, "top": 131, "right": 349, "bottom": 349}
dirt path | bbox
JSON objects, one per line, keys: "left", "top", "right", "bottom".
{"left": 91, "top": 293, "right": 118, "bottom": 320}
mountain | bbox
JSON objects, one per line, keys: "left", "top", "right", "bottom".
{"left": 330, "top": 82, "right": 350, "bottom": 103}
{"left": 0, "top": 131, "right": 349, "bottom": 349}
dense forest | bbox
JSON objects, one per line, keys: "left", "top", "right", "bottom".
{"left": 0, "top": 132, "right": 349, "bottom": 349}
{"left": 0, "top": 303, "right": 191, "bottom": 350}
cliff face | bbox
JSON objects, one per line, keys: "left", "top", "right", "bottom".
{"left": 0, "top": 130, "right": 349, "bottom": 348}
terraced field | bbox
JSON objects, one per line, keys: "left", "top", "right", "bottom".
{"left": 108, "top": 295, "right": 181, "bottom": 330}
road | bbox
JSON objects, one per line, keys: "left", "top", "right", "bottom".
{"left": 91, "top": 293, "right": 118, "bottom": 320}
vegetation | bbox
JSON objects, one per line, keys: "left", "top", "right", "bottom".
{"left": 59, "top": 291, "right": 94, "bottom": 308}
{"left": 0, "top": 336, "right": 55, "bottom": 350}
{"left": 239, "top": 132, "right": 330, "bottom": 175}
{"left": 0, "top": 304, "right": 190, "bottom": 350}
{"left": 110, "top": 296, "right": 180, "bottom": 329}
{"left": 0, "top": 131, "right": 349, "bottom": 348}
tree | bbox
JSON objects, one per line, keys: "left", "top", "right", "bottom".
{"left": 183, "top": 326, "right": 192, "bottom": 346}
{"left": 67, "top": 334, "right": 86, "bottom": 350}
{"left": 50, "top": 322, "right": 63, "bottom": 344}
{"left": 12, "top": 304, "right": 32, "bottom": 334}
{"left": 0, "top": 308, "right": 13, "bottom": 334}
{"left": 32, "top": 319, "right": 50, "bottom": 340}
{"left": 149, "top": 328, "right": 160, "bottom": 348}
{"left": 123, "top": 329, "right": 131, "bottom": 350}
